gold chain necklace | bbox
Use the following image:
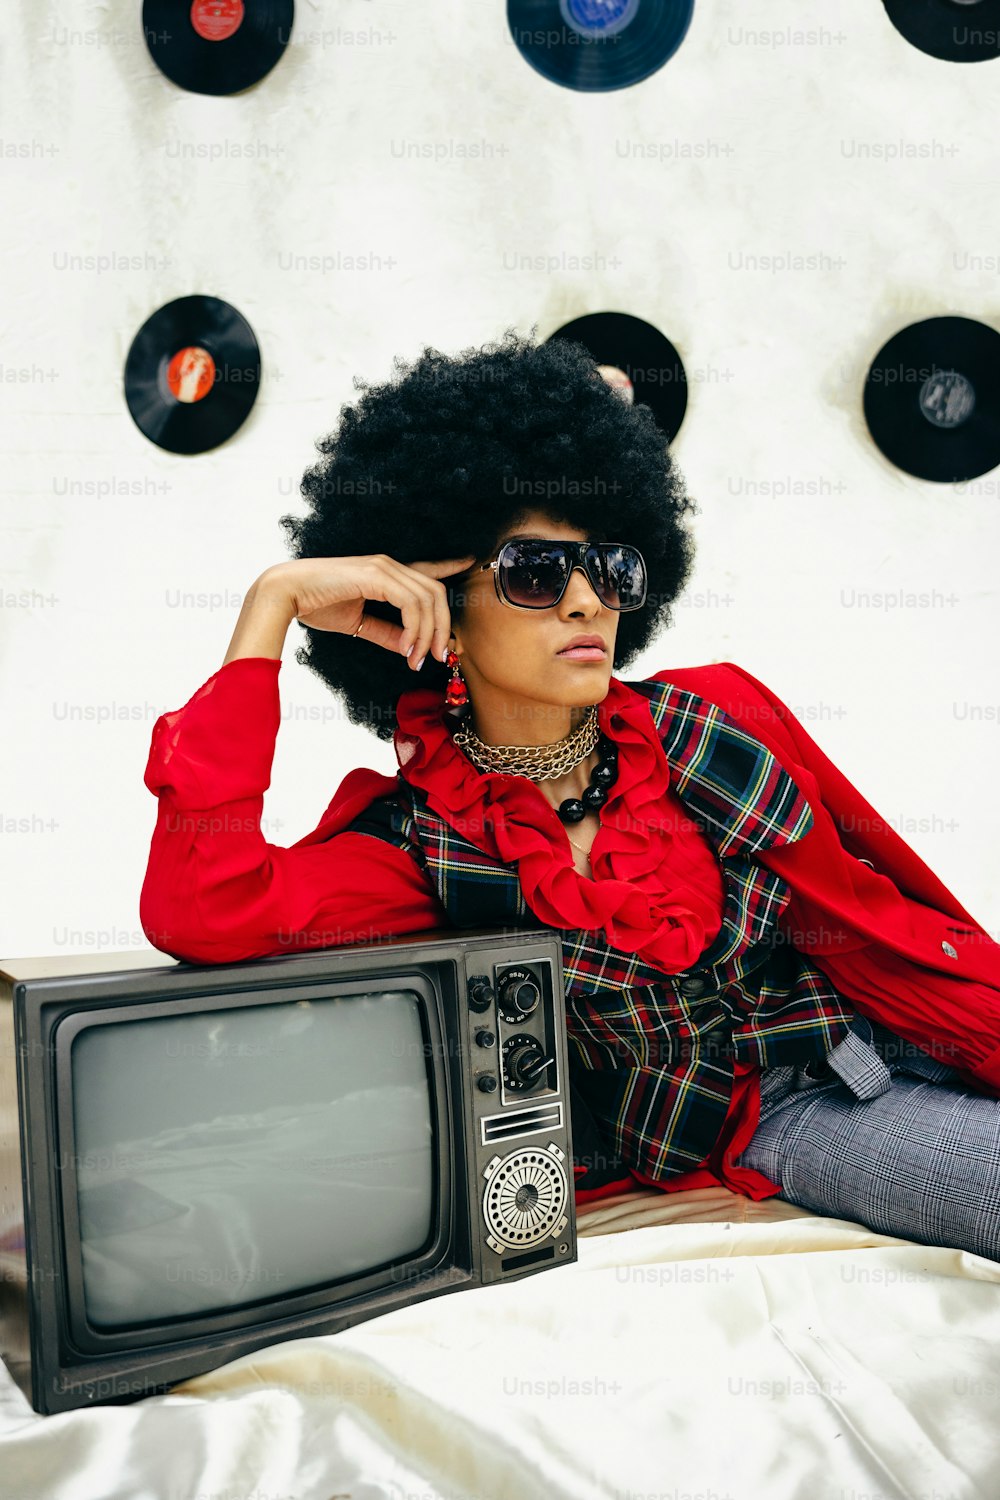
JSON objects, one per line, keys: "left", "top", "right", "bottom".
{"left": 451, "top": 704, "right": 600, "bottom": 777}
{"left": 451, "top": 705, "right": 601, "bottom": 864}
{"left": 566, "top": 831, "right": 593, "bottom": 860}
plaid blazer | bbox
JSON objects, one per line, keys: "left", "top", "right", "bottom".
{"left": 345, "top": 677, "right": 857, "bottom": 1189}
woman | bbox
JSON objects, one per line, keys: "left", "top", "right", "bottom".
{"left": 141, "top": 329, "right": 1000, "bottom": 1260}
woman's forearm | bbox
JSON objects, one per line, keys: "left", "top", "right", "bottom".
{"left": 222, "top": 570, "right": 297, "bottom": 666}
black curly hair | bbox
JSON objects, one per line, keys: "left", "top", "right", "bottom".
{"left": 278, "top": 325, "right": 700, "bottom": 743}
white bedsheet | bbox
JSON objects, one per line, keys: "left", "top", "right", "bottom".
{"left": 2, "top": 1186, "right": 999, "bottom": 1500}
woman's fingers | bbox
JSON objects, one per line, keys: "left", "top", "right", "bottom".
{"left": 350, "top": 609, "right": 405, "bottom": 657}
{"left": 391, "top": 554, "right": 476, "bottom": 669}
{"left": 365, "top": 562, "right": 423, "bottom": 665}
{"left": 355, "top": 554, "right": 474, "bottom": 668}
{"left": 371, "top": 562, "right": 433, "bottom": 669}
{"left": 410, "top": 555, "right": 479, "bottom": 666}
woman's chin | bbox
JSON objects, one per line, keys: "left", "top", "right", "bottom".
{"left": 548, "top": 667, "right": 613, "bottom": 707}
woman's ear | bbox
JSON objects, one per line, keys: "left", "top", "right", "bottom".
{"left": 445, "top": 594, "right": 466, "bottom": 651}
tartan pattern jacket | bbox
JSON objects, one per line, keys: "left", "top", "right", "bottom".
{"left": 343, "top": 676, "right": 858, "bottom": 1188}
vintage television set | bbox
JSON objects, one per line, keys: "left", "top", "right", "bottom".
{"left": 0, "top": 926, "right": 578, "bottom": 1415}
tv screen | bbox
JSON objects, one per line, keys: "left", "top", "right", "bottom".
{"left": 63, "top": 988, "right": 435, "bottom": 1328}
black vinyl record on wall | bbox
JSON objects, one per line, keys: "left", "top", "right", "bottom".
{"left": 124, "top": 295, "right": 261, "bottom": 454}
{"left": 863, "top": 316, "right": 1000, "bottom": 482}
{"left": 881, "top": 0, "right": 1000, "bottom": 62}
{"left": 547, "top": 311, "right": 688, "bottom": 443}
{"left": 508, "top": 0, "right": 694, "bottom": 92}
{"left": 143, "top": 0, "right": 294, "bottom": 94}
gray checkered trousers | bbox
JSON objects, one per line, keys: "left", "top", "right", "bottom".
{"left": 732, "top": 1010, "right": 1000, "bottom": 1261}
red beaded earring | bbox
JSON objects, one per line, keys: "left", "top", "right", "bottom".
{"left": 444, "top": 650, "right": 470, "bottom": 720}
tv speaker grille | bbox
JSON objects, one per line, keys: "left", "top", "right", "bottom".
{"left": 481, "top": 1144, "right": 569, "bottom": 1249}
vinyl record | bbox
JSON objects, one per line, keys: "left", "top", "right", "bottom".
{"left": 546, "top": 312, "right": 687, "bottom": 442}
{"left": 143, "top": 0, "right": 293, "bottom": 95}
{"left": 124, "top": 296, "right": 261, "bottom": 454}
{"left": 881, "top": 0, "right": 1000, "bottom": 62}
{"left": 863, "top": 316, "right": 1000, "bottom": 482}
{"left": 507, "top": 0, "right": 693, "bottom": 92}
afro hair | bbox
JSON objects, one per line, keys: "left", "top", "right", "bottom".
{"left": 278, "top": 325, "right": 700, "bottom": 742}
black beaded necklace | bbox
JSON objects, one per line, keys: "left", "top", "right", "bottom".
{"left": 554, "top": 734, "right": 619, "bottom": 823}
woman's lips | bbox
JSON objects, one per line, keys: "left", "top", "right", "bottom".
{"left": 556, "top": 647, "right": 608, "bottom": 661}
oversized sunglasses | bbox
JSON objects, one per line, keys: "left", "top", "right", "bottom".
{"left": 454, "top": 539, "right": 648, "bottom": 611}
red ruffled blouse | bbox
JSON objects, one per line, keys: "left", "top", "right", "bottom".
{"left": 141, "top": 656, "right": 999, "bottom": 1209}
{"left": 392, "top": 669, "right": 729, "bottom": 975}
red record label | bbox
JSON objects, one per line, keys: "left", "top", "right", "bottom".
{"left": 190, "top": 1, "right": 246, "bottom": 43}
{"left": 166, "top": 346, "right": 216, "bottom": 403}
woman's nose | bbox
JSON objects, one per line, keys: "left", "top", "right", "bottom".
{"left": 563, "top": 562, "right": 603, "bottom": 609}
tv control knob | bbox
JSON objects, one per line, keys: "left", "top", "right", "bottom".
{"left": 468, "top": 976, "right": 494, "bottom": 1012}
{"left": 497, "top": 970, "right": 540, "bottom": 1021}
{"left": 475, "top": 1029, "right": 496, "bottom": 1048}
{"left": 476, "top": 1074, "right": 498, "bottom": 1093}
{"left": 505, "top": 1040, "right": 554, "bottom": 1089}
{"left": 512, "top": 983, "right": 538, "bottom": 1016}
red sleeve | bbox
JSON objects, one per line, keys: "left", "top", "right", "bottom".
{"left": 139, "top": 657, "right": 449, "bottom": 965}
{"left": 711, "top": 659, "right": 985, "bottom": 927}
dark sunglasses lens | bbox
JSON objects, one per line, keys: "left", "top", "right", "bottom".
{"left": 501, "top": 541, "right": 570, "bottom": 606}
{"left": 588, "top": 544, "right": 646, "bottom": 609}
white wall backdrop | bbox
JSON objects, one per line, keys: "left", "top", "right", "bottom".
{"left": 2, "top": 0, "right": 998, "bottom": 959}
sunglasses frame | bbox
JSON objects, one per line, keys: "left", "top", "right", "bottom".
{"left": 455, "top": 538, "right": 648, "bottom": 612}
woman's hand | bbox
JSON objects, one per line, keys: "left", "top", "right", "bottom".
{"left": 259, "top": 553, "right": 477, "bottom": 671}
